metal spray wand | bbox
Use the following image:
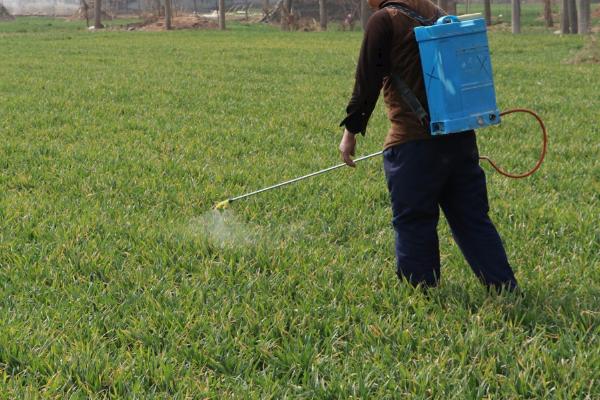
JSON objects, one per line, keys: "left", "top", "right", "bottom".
{"left": 214, "top": 151, "right": 383, "bottom": 209}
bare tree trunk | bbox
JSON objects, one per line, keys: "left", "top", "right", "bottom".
{"left": 511, "top": 0, "right": 521, "bottom": 34}
{"left": 281, "top": 10, "right": 288, "bottom": 31}
{"left": 360, "top": 0, "right": 371, "bottom": 30}
{"left": 281, "top": 0, "right": 292, "bottom": 30}
{"left": 576, "top": 0, "right": 589, "bottom": 34}
{"left": 543, "top": 0, "right": 553, "bottom": 27}
{"left": 165, "top": 0, "right": 173, "bottom": 29}
{"left": 218, "top": 0, "right": 225, "bottom": 29}
{"left": 561, "top": 0, "right": 570, "bottom": 32}
{"left": 447, "top": 0, "right": 456, "bottom": 15}
{"left": 80, "top": 0, "right": 90, "bottom": 27}
{"left": 94, "top": 0, "right": 103, "bottom": 28}
{"left": 484, "top": 0, "right": 492, "bottom": 26}
{"left": 567, "top": 0, "right": 577, "bottom": 33}
{"left": 319, "top": 0, "right": 327, "bottom": 30}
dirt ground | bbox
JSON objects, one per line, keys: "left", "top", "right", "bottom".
{"left": 131, "top": 15, "right": 218, "bottom": 31}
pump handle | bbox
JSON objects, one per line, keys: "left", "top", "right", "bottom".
{"left": 437, "top": 15, "right": 460, "bottom": 24}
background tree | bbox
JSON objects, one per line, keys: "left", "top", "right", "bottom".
{"left": 360, "top": 0, "right": 371, "bottom": 30}
{"left": 567, "top": 0, "right": 578, "bottom": 33}
{"left": 569, "top": 0, "right": 578, "bottom": 33}
{"left": 319, "top": 0, "right": 327, "bottom": 30}
{"left": 484, "top": 0, "right": 492, "bottom": 26}
{"left": 219, "top": 0, "right": 225, "bottom": 29}
{"left": 543, "top": 0, "right": 553, "bottom": 27}
{"left": 79, "top": 0, "right": 90, "bottom": 27}
{"left": 165, "top": 0, "right": 173, "bottom": 29}
{"left": 435, "top": 0, "right": 456, "bottom": 14}
{"left": 281, "top": 0, "right": 293, "bottom": 30}
{"left": 447, "top": 0, "right": 457, "bottom": 14}
{"left": 577, "top": 0, "right": 591, "bottom": 34}
{"left": 561, "top": 0, "right": 570, "bottom": 32}
{"left": 512, "top": 0, "right": 521, "bottom": 33}
{"left": 94, "top": 0, "right": 103, "bottom": 28}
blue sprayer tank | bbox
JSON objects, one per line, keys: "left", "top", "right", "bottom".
{"left": 414, "top": 15, "right": 500, "bottom": 135}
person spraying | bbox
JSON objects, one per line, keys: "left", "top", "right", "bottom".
{"left": 338, "top": 0, "right": 519, "bottom": 291}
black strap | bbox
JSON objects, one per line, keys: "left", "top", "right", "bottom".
{"left": 382, "top": 2, "right": 444, "bottom": 129}
{"left": 382, "top": 2, "right": 440, "bottom": 26}
{"left": 391, "top": 74, "right": 430, "bottom": 128}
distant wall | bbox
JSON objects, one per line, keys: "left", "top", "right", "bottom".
{"left": 4, "top": 0, "right": 600, "bottom": 17}
{"left": 3, "top": 0, "right": 80, "bottom": 16}
{"left": 0, "top": 0, "right": 260, "bottom": 15}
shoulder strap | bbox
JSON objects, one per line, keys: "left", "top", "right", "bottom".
{"left": 382, "top": 2, "right": 440, "bottom": 26}
{"left": 391, "top": 75, "right": 430, "bottom": 128}
{"left": 382, "top": 1, "right": 440, "bottom": 130}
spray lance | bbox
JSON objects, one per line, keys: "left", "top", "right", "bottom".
{"left": 214, "top": 14, "right": 548, "bottom": 210}
{"left": 214, "top": 151, "right": 384, "bottom": 210}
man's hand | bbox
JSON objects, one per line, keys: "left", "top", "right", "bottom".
{"left": 339, "top": 128, "right": 357, "bottom": 167}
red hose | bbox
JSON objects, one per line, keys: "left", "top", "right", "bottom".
{"left": 478, "top": 108, "right": 548, "bottom": 179}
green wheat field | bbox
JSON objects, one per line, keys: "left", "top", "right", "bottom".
{"left": 1, "top": 9, "right": 599, "bottom": 398}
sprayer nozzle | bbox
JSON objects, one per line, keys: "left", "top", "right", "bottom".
{"left": 214, "top": 199, "right": 231, "bottom": 210}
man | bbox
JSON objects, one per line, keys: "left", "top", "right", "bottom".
{"left": 339, "top": 0, "right": 518, "bottom": 291}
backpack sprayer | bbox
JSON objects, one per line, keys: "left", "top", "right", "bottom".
{"left": 214, "top": 12, "right": 547, "bottom": 210}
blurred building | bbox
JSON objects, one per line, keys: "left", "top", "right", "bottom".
{"left": 3, "top": 0, "right": 80, "bottom": 15}
{"left": 2, "top": 0, "right": 381, "bottom": 18}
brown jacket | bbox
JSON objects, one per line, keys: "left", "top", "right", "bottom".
{"left": 340, "top": 0, "right": 444, "bottom": 149}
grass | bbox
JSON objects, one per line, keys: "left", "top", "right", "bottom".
{"left": 457, "top": 2, "right": 600, "bottom": 31}
{"left": 0, "top": 10, "right": 599, "bottom": 398}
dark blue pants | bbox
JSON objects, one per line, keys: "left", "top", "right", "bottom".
{"left": 383, "top": 132, "right": 518, "bottom": 290}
